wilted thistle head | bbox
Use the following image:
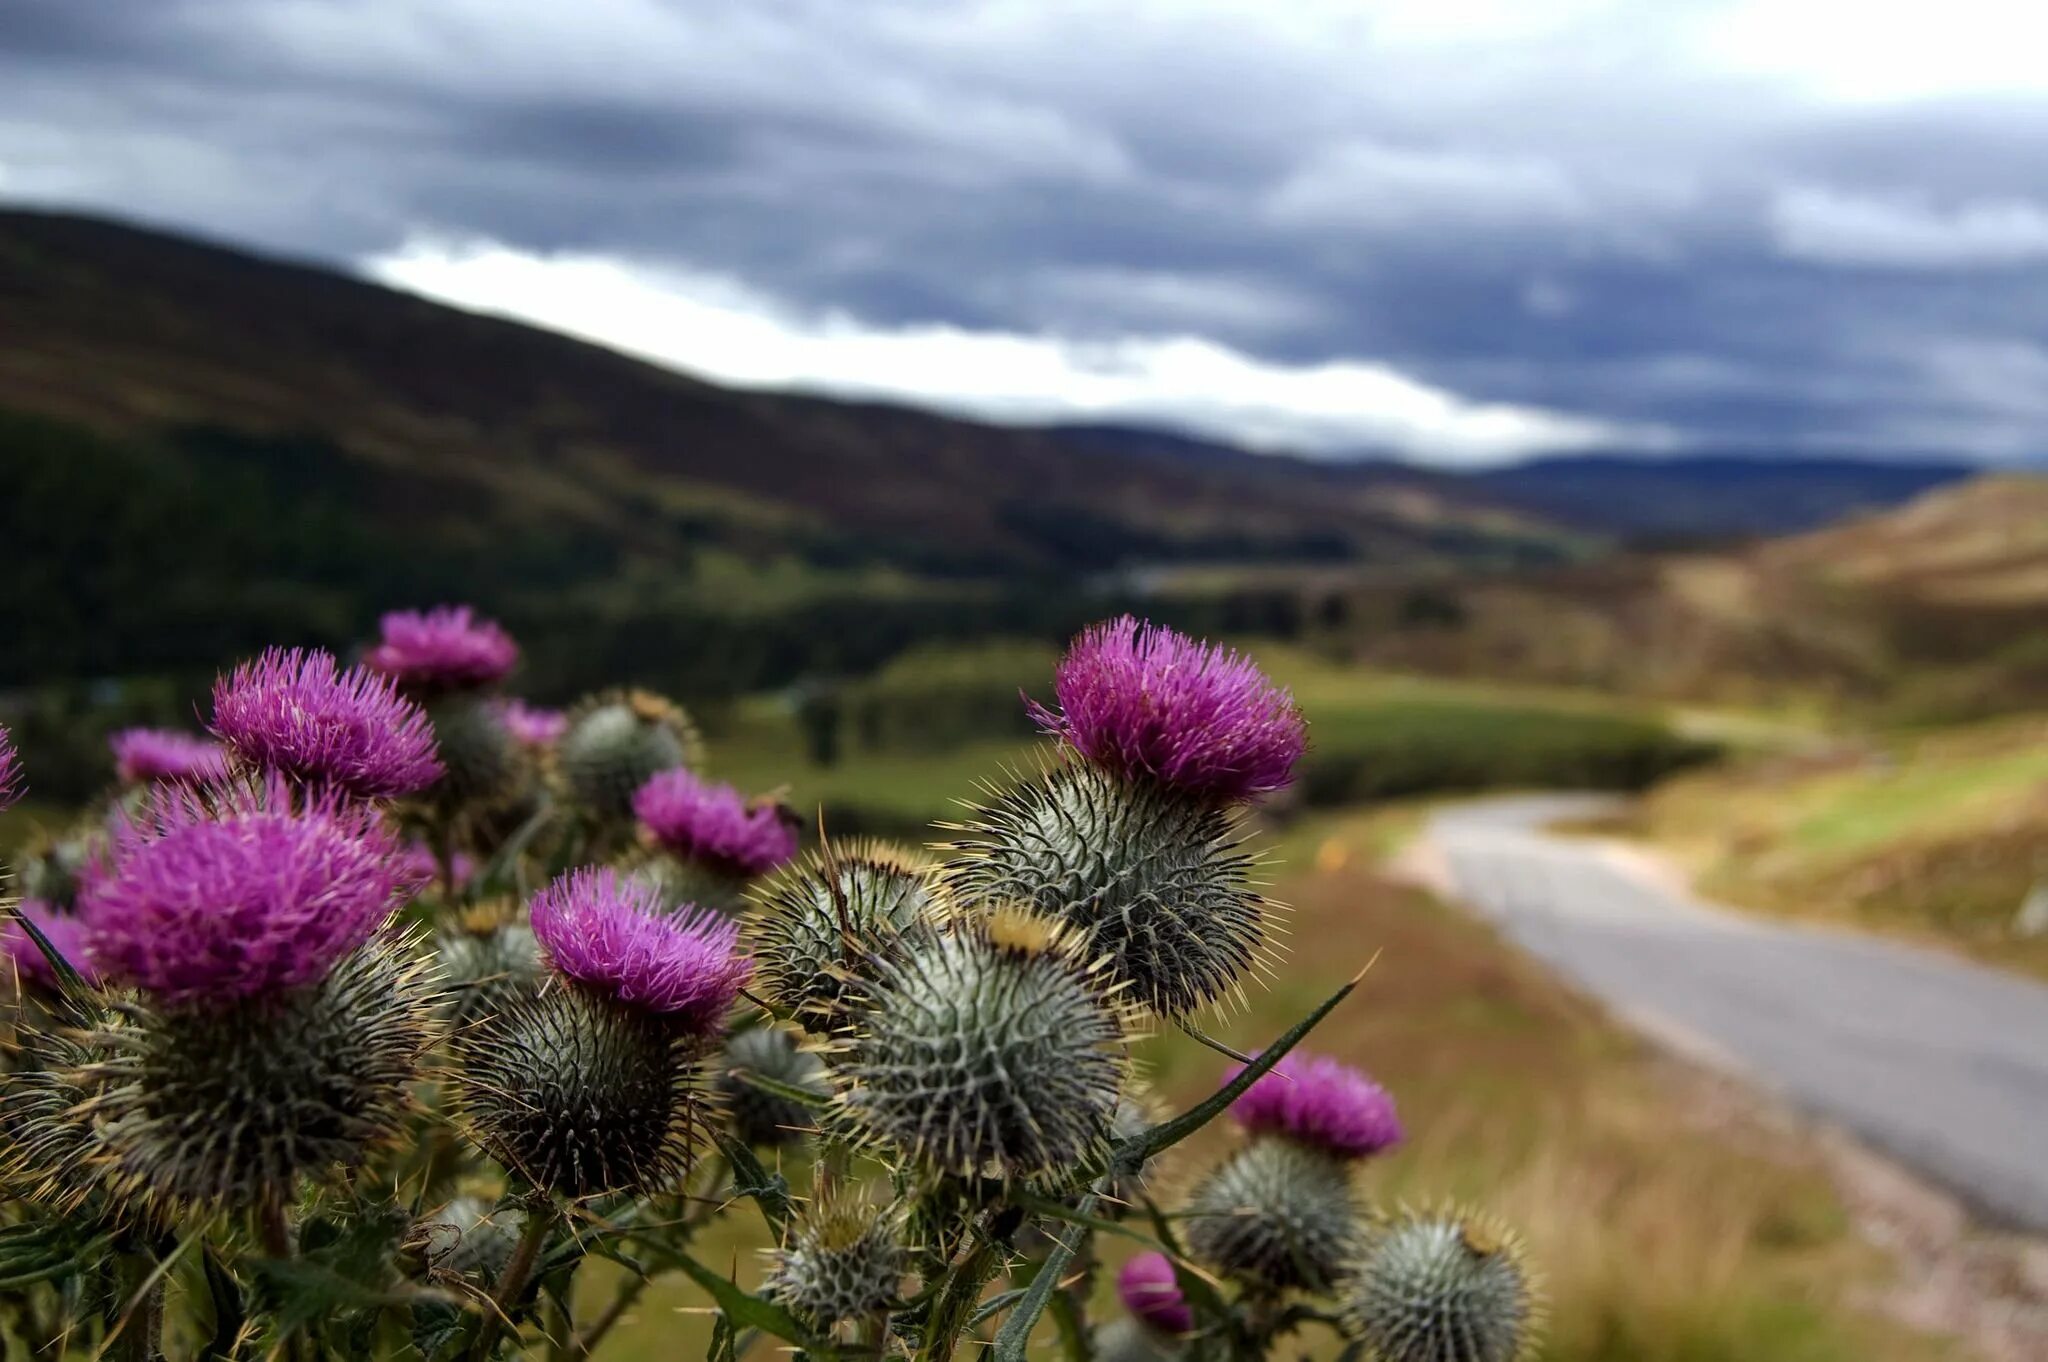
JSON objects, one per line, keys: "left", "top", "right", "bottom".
{"left": 82, "top": 782, "right": 420, "bottom": 1004}
{"left": 0, "top": 723, "right": 21, "bottom": 812}
{"left": 528, "top": 867, "right": 749, "bottom": 1033}
{"left": 1226, "top": 1053, "right": 1402, "bottom": 1160}
{"left": 946, "top": 761, "right": 1269, "bottom": 1017}
{"left": 109, "top": 728, "right": 228, "bottom": 786}
{"left": 839, "top": 909, "right": 1129, "bottom": 1180}
{"left": 1341, "top": 1211, "right": 1540, "bottom": 1362}
{"left": 496, "top": 698, "right": 569, "bottom": 747}
{"left": 745, "top": 841, "right": 944, "bottom": 1031}
{"left": 1181, "top": 1137, "right": 1362, "bottom": 1291}
{"left": 83, "top": 936, "right": 438, "bottom": 1213}
{"left": 635, "top": 768, "right": 799, "bottom": 879}
{"left": 211, "top": 647, "right": 443, "bottom": 801}
{"left": 1117, "top": 1252, "right": 1194, "bottom": 1334}
{"left": 3, "top": 901, "right": 98, "bottom": 989}
{"left": 456, "top": 870, "right": 748, "bottom": 1198}
{"left": 719, "top": 1024, "right": 831, "bottom": 1147}
{"left": 1029, "top": 617, "right": 1305, "bottom": 805}
{"left": 365, "top": 604, "right": 519, "bottom": 694}
{"left": 764, "top": 1195, "right": 906, "bottom": 1329}
{"left": 554, "top": 689, "right": 702, "bottom": 827}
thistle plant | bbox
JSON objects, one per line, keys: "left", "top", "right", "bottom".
{"left": 0, "top": 617, "right": 1539, "bottom": 1361}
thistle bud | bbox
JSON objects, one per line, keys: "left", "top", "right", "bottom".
{"left": 839, "top": 910, "right": 1129, "bottom": 1181}
{"left": 946, "top": 762, "right": 1269, "bottom": 1017}
{"left": 555, "top": 690, "right": 702, "bottom": 827}
{"left": 422, "top": 693, "right": 531, "bottom": 814}
{"left": 1340, "top": 1211, "right": 1541, "bottom": 1362}
{"left": 764, "top": 1196, "right": 906, "bottom": 1329}
{"left": 414, "top": 1196, "right": 528, "bottom": 1284}
{"left": 436, "top": 909, "right": 543, "bottom": 1028}
{"left": 1181, "top": 1138, "right": 1361, "bottom": 1291}
{"left": 744, "top": 841, "right": 944, "bottom": 1031}
{"left": 719, "top": 1025, "right": 831, "bottom": 1147}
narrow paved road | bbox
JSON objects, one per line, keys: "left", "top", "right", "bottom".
{"left": 1425, "top": 795, "right": 2048, "bottom": 1233}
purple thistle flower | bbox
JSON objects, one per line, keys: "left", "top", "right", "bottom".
{"left": 364, "top": 605, "right": 519, "bottom": 692}
{"left": 211, "top": 648, "right": 443, "bottom": 801}
{"left": 110, "top": 727, "right": 230, "bottom": 786}
{"left": 633, "top": 769, "right": 798, "bottom": 878}
{"left": 81, "top": 783, "right": 420, "bottom": 1006}
{"left": 2, "top": 901, "right": 97, "bottom": 988}
{"left": 528, "top": 867, "right": 750, "bottom": 1032}
{"left": 396, "top": 841, "right": 476, "bottom": 893}
{"left": 495, "top": 698, "right": 568, "bottom": 748}
{"left": 1029, "top": 616, "right": 1306, "bottom": 803}
{"left": 1117, "top": 1252, "right": 1194, "bottom": 1335}
{"left": 1224, "top": 1053, "right": 1403, "bottom": 1160}
{"left": 0, "top": 724, "right": 21, "bottom": 812}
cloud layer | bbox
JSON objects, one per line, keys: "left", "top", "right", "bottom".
{"left": 5, "top": 0, "right": 2048, "bottom": 462}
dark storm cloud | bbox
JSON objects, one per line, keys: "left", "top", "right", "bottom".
{"left": 5, "top": 0, "right": 2048, "bottom": 460}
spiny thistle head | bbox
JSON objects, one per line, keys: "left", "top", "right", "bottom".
{"left": 496, "top": 698, "right": 569, "bottom": 747}
{"left": 109, "top": 728, "right": 228, "bottom": 786}
{"left": 838, "top": 912, "right": 1130, "bottom": 1180}
{"left": 365, "top": 604, "right": 519, "bottom": 693}
{"left": 946, "top": 761, "right": 1269, "bottom": 1017}
{"left": 1029, "top": 616, "right": 1305, "bottom": 804}
{"left": 529, "top": 868, "right": 749, "bottom": 1033}
{"left": 1341, "top": 1210, "right": 1541, "bottom": 1362}
{"left": 634, "top": 768, "right": 799, "bottom": 879}
{"left": 1092, "top": 1317, "right": 1186, "bottom": 1362}
{"left": 83, "top": 935, "right": 439, "bottom": 1213}
{"left": 1182, "top": 1137, "right": 1361, "bottom": 1291}
{"left": 720, "top": 1025, "right": 831, "bottom": 1147}
{"left": 0, "top": 1017, "right": 117, "bottom": 1217}
{"left": 3, "top": 901, "right": 98, "bottom": 988}
{"left": 1226, "top": 1053, "right": 1402, "bottom": 1160}
{"left": 0, "top": 723, "right": 19, "bottom": 811}
{"left": 436, "top": 916, "right": 543, "bottom": 1028}
{"left": 211, "top": 647, "right": 443, "bottom": 800}
{"left": 555, "top": 689, "right": 702, "bottom": 825}
{"left": 454, "top": 981, "right": 704, "bottom": 1198}
{"left": 1117, "top": 1252, "right": 1194, "bottom": 1334}
{"left": 415, "top": 1196, "right": 526, "bottom": 1283}
{"left": 15, "top": 830, "right": 94, "bottom": 910}
{"left": 422, "top": 693, "right": 530, "bottom": 811}
{"left": 81, "top": 782, "right": 420, "bottom": 1006}
{"left": 764, "top": 1195, "right": 906, "bottom": 1329}
{"left": 745, "top": 841, "right": 945, "bottom": 1030}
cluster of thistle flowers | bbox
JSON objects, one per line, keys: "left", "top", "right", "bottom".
{"left": 0, "top": 609, "right": 1538, "bottom": 1362}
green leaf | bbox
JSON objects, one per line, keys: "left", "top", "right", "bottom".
{"left": 710, "top": 1129, "right": 794, "bottom": 1238}
{"left": 967, "top": 1287, "right": 1029, "bottom": 1328}
{"left": 199, "top": 1245, "right": 248, "bottom": 1360}
{"left": 1117, "top": 972, "right": 1360, "bottom": 1166}
{"left": 5, "top": 903, "right": 89, "bottom": 996}
{"left": 657, "top": 1248, "right": 826, "bottom": 1352}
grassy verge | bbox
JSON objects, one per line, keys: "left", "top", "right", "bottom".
{"left": 1614, "top": 713, "right": 2048, "bottom": 979}
{"left": 593, "top": 805, "right": 1954, "bottom": 1361}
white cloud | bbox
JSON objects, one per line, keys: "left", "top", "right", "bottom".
{"left": 1702, "top": 0, "right": 2048, "bottom": 103}
{"left": 1772, "top": 186, "right": 2048, "bottom": 269}
{"left": 365, "top": 237, "right": 1660, "bottom": 464}
{"left": 1268, "top": 141, "right": 1584, "bottom": 230}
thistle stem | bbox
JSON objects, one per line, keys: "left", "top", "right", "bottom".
{"left": 470, "top": 1200, "right": 556, "bottom": 1362}
{"left": 258, "top": 1197, "right": 294, "bottom": 1259}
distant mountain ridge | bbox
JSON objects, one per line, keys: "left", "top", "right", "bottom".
{"left": 1465, "top": 453, "right": 1977, "bottom": 541}
{"left": 0, "top": 206, "right": 1987, "bottom": 694}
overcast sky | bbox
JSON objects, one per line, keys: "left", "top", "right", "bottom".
{"left": 7, "top": 0, "right": 2048, "bottom": 464}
